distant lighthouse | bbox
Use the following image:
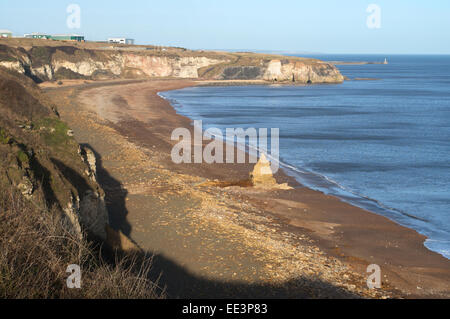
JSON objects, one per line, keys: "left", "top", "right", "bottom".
{"left": 383, "top": 58, "right": 388, "bottom": 65}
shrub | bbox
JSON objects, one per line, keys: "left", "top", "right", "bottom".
{"left": 16, "top": 150, "right": 29, "bottom": 164}
{"left": 0, "top": 128, "right": 11, "bottom": 144}
{"left": 36, "top": 117, "right": 73, "bottom": 149}
{"left": 0, "top": 187, "right": 162, "bottom": 299}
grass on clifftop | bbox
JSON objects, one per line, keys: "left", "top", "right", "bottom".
{"left": 0, "top": 128, "right": 11, "bottom": 144}
{"left": 0, "top": 187, "right": 162, "bottom": 299}
{"left": 36, "top": 117, "right": 71, "bottom": 145}
{"left": 34, "top": 117, "right": 82, "bottom": 158}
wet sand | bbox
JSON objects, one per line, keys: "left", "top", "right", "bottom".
{"left": 44, "top": 79, "right": 450, "bottom": 298}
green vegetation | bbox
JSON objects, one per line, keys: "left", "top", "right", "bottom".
{"left": 0, "top": 128, "right": 11, "bottom": 144}
{"left": 16, "top": 150, "right": 29, "bottom": 164}
{"left": 36, "top": 117, "right": 72, "bottom": 149}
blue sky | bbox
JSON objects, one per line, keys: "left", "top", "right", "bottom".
{"left": 1, "top": 0, "right": 449, "bottom": 54}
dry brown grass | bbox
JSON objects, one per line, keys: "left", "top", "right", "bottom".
{"left": 0, "top": 186, "right": 163, "bottom": 299}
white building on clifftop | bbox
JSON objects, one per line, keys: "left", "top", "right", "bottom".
{"left": 108, "top": 37, "right": 134, "bottom": 45}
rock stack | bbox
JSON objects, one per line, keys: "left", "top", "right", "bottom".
{"left": 250, "top": 154, "right": 292, "bottom": 190}
{"left": 250, "top": 154, "right": 277, "bottom": 187}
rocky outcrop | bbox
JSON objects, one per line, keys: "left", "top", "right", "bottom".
{"left": 263, "top": 59, "right": 344, "bottom": 83}
{"left": 212, "top": 58, "right": 343, "bottom": 84}
{"left": 0, "top": 61, "right": 24, "bottom": 74}
{"left": 78, "top": 145, "right": 108, "bottom": 240}
{"left": 79, "top": 190, "right": 108, "bottom": 240}
{"left": 250, "top": 153, "right": 277, "bottom": 186}
{"left": 0, "top": 68, "right": 109, "bottom": 241}
{"left": 79, "top": 145, "right": 97, "bottom": 182}
{"left": 250, "top": 154, "right": 292, "bottom": 189}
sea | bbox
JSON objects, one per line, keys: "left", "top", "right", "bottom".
{"left": 160, "top": 54, "right": 450, "bottom": 259}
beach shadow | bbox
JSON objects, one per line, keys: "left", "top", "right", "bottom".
{"left": 85, "top": 144, "right": 360, "bottom": 299}
{"left": 80, "top": 144, "right": 132, "bottom": 237}
{"left": 97, "top": 247, "right": 361, "bottom": 299}
{"left": 144, "top": 252, "right": 360, "bottom": 299}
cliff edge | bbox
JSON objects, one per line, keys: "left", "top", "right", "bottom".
{"left": 0, "top": 39, "right": 344, "bottom": 84}
{"left": 0, "top": 66, "right": 108, "bottom": 240}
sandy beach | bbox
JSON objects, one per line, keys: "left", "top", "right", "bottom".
{"left": 44, "top": 79, "right": 450, "bottom": 298}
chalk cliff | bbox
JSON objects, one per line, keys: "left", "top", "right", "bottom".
{"left": 0, "top": 42, "right": 344, "bottom": 84}
{"left": 263, "top": 59, "right": 343, "bottom": 83}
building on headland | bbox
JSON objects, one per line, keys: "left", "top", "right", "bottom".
{"left": 50, "top": 34, "right": 85, "bottom": 42}
{"left": 24, "top": 33, "right": 52, "bottom": 39}
{"left": 24, "top": 33, "right": 85, "bottom": 42}
{"left": 108, "top": 38, "right": 134, "bottom": 45}
{"left": 0, "top": 29, "right": 13, "bottom": 38}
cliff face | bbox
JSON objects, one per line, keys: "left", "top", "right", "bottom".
{"left": 199, "top": 54, "right": 344, "bottom": 84}
{"left": 0, "top": 44, "right": 226, "bottom": 82}
{"left": 0, "top": 43, "right": 344, "bottom": 84}
{"left": 263, "top": 59, "right": 344, "bottom": 83}
{"left": 212, "top": 59, "right": 343, "bottom": 83}
{"left": 0, "top": 67, "right": 108, "bottom": 240}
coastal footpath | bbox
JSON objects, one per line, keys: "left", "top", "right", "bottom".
{"left": 0, "top": 38, "right": 449, "bottom": 298}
